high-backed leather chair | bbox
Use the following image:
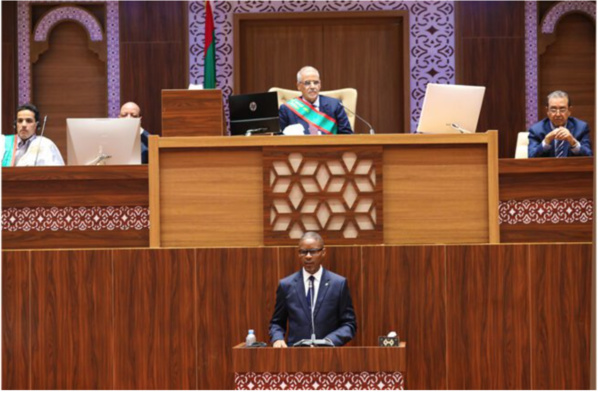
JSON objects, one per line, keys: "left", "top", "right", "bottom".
{"left": 268, "top": 87, "right": 358, "bottom": 130}
{"left": 515, "top": 131, "right": 529, "bottom": 158}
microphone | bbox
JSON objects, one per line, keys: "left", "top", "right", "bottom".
{"left": 33, "top": 115, "right": 48, "bottom": 166}
{"left": 309, "top": 278, "right": 316, "bottom": 342}
{"left": 339, "top": 103, "right": 376, "bottom": 134}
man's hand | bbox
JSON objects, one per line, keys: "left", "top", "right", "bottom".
{"left": 273, "top": 340, "right": 287, "bottom": 348}
{"left": 554, "top": 127, "right": 576, "bottom": 145}
{"left": 544, "top": 129, "right": 559, "bottom": 144}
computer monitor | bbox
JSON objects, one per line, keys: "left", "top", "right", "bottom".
{"left": 416, "top": 83, "right": 486, "bottom": 134}
{"left": 228, "top": 92, "right": 281, "bottom": 136}
{"left": 66, "top": 118, "right": 141, "bottom": 165}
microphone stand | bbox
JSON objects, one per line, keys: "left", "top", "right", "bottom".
{"left": 339, "top": 103, "right": 376, "bottom": 134}
{"left": 33, "top": 115, "right": 48, "bottom": 166}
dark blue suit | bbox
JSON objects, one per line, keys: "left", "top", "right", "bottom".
{"left": 269, "top": 268, "right": 357, "bottom": 346}
{"left": 140, "top": 129, "right": 150, "bottom": 164}
{"left": 528, "top": 117, "right": 593, "bottom": 157}
{"left": 279, "top": 95, "right": 353, "bottom": 134}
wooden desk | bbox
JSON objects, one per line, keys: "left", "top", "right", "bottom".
{"left": 499, "top": 157, "right": 593, "bottom": 242}
{"left": 232, "top": 343, "right": 406, "bottom": 389}
{"left": 149, "top": 132, "right": 499, "bottom": 247}
{"left": 2, "top": 165, "right": 149, "bottom": 249}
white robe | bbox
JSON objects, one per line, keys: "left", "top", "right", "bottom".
{"left": 2, "top": 134, "right": 65, "bottom": 166}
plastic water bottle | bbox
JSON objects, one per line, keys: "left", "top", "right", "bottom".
{"left": 245, "top": 329, "right": 256, "bottom": 347}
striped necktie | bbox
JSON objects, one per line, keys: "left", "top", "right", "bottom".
{"left": 556, "top": 140, "right": 565, "bottom": 158}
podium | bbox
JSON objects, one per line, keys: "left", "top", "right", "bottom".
{"left": 232, "top": 343, "right": 406, "bottom": 390}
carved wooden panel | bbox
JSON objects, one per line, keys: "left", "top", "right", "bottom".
{"left": 263, "top": 146, "right": 383, "bottom": 245}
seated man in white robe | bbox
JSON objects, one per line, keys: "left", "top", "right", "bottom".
{"left": 2, "top": 103, "right": 64, "bottom": 167}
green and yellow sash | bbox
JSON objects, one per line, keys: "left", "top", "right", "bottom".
{"left": 284, "top": 97, "right": 338, "bottom": 134}
{"left": 2, "top": 135, "right": 17, "bottom": 167}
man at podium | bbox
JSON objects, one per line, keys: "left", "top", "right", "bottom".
{"left": 269, "top": 232, "right": 357, "bottom": 347}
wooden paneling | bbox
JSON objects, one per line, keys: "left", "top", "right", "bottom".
{"left": 530, "top": 244, "right": 592, "bottom": 389}
{"left": 2, "top": 251, "right": 30, "bottom": 389}
{"left": 119, "top": 1, "right": 188, "bottom": 136}
{"left": 362, "top": 246, "right": 446, "bottom": 390}
{"left": 499, "top": 157, "right": 593, "bottom": 243}
{"left": 2, "top": 166, "right": 149, "bottom": 250}
{"left": 162, "top": 89, "right": 224, "bottom": 136}
{"left": 456, "top": 2, "right": 526, "bottom": 159}
{"left": 159, "top": 149, "right": 264, "bottom": 247}
{"left": 197, "top": 247, "right": 279, "bottom": 390}
{"left": 233, "top": 346, "right": 406, "bottom": 373}
{"left": 113, "top": 249, "right": 196, "bottom": 389}
{"left": 540, "top": 13, "right": 596, "bottom": 137}
{"left": 30, "top": 250, "right": 113, "bottom": 389}
{"left": 383, "top": 145, "right": 489, "bottom": 244}
{"left": 446, "top": 245, "right": 531, "bottom": 389}
{"left": 2, "top": 1, "right": 17, "bottom": 135}
{"left": 235, "top": 12, "right": 409, "bottom": 134}
{"left": 33, "top": 22, "right": 108, "bottom": 159}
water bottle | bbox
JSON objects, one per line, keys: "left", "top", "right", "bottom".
{"left": 245, "top": 329, "right": 256, "bottom": 347}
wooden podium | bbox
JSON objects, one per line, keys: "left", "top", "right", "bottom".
{"left": 161, "top": 89, "right": 225, "bottom": 137}
{"left": 232, "top": 343, "right": 407, "bottom": 390}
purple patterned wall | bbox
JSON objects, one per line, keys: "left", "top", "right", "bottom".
{"left": 188, "top": 0, "right": 456, "bottom": 132}
{"left": 17, "top": 1, "right": 120, "bottom": 117}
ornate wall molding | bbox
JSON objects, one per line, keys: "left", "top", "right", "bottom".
{"left": 524, "top": 1, "right": 538, "bottom": 129}
{"left": 541, "top": 1, "right": 596, "bottom": 34}
{"left": 498, "top": 198, "right": 592, "bottom": 225}
{"left": 2, "top": 206, "right": 149, "bottom": 232}
{"left": 33, "top": 6, "right": 103, "bottom": 42}
{"left": 188, "top": 1, "right": 456, "bottom": 132}
{"left": 17, "top": 1, "right": 120, "bottom": 116}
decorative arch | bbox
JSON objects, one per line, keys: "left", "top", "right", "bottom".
{"left": 541, "top": 1, "right": 596, "bottom": 34}
{"left": 33, "top": 6, "right": 103, "bottom": 42}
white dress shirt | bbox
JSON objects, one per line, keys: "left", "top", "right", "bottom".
{"left": 302, "top": 266, "right": 323, "bottom": 308}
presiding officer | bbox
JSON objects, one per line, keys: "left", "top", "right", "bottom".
{"left": 269, "top": 231, "right": 357, "bottom": 347}
{"left": 528, "top": 90, "right": 593, "bottom": 157}
{"left": 279, "top": 66, "right": 353, "bottom": 135}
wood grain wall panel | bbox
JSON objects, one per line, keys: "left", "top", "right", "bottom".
{"left": 456, "top": 2, "right": 526, "bottom": 159}
{"left": 499, "top": 172, "right": 593, "bottom": 200}
{"left": 324, "top": 18, "right": 405, "bottom": 133}
{"left": 530, "top": 244, "right": 592, "bottom": 389}
{"left": 446, "top": 245, "right": 530, "bottom": 389}
{"left": 158, "top": 149, "right": 263, "bottom": 247}
{"left": 33, "top": 22, "right": 108, "bottom": 158}
{"left": 196, "top": 247, "right": 279, "bottom": 390}
{"left": 2, "top": 251, "right": 30, "bottom": 389}
{"left": 383, "top": 145, "right": 489, "bottom": 244}
{"left": 3, "top": 178, "right": 149, "bottom": 208}
{"left": 113, "top": 249, "right": 195, "bottom": 389}
{"left": 119, "top": 1, "right": 188, "bottom": 136}
{"left": 500, "top": 223, "right": 592, "bottom": 244}
{"left": 362, "top": 245, "right": 446, "bottom": 390}
{"left": 30, "top": 250, "right": 113, "bottom": 389}
{"left": 3, "top": 229, "right": 149, "bottom": 251}
{"left": 539, "top": 13, "right": 596, "bottom": 137}
{"left": 2, "top": 1, "right": 17, "bottom": 135}
{"left": 237, "top": 20, "right": 323, "bottom": 94}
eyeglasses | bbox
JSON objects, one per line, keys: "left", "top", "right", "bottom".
{"left": 300, "top": 80, "right": 320, "bottom": 87}
{"left": 548, "top": 107, "right": 569, "bottom": 114}
{"left": 298, "top": 247, "right": 323, "bottom": 256}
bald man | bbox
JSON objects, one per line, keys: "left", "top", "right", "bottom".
{"left": 119, "top": 102, "right": 151, "bottom": 164}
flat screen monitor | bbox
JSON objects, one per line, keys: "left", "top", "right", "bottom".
{"left": 228, "top": 92, "right": 281, "bottom": 136}
{"left": 416, "top": 83, "right": 486, "bottom": 134}
{"left": 66, "top": 118, "right": 141, "bottom": 165}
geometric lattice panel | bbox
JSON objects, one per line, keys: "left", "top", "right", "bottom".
{"left": 263, "top": 146, "right": 383, "bottom": 245}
